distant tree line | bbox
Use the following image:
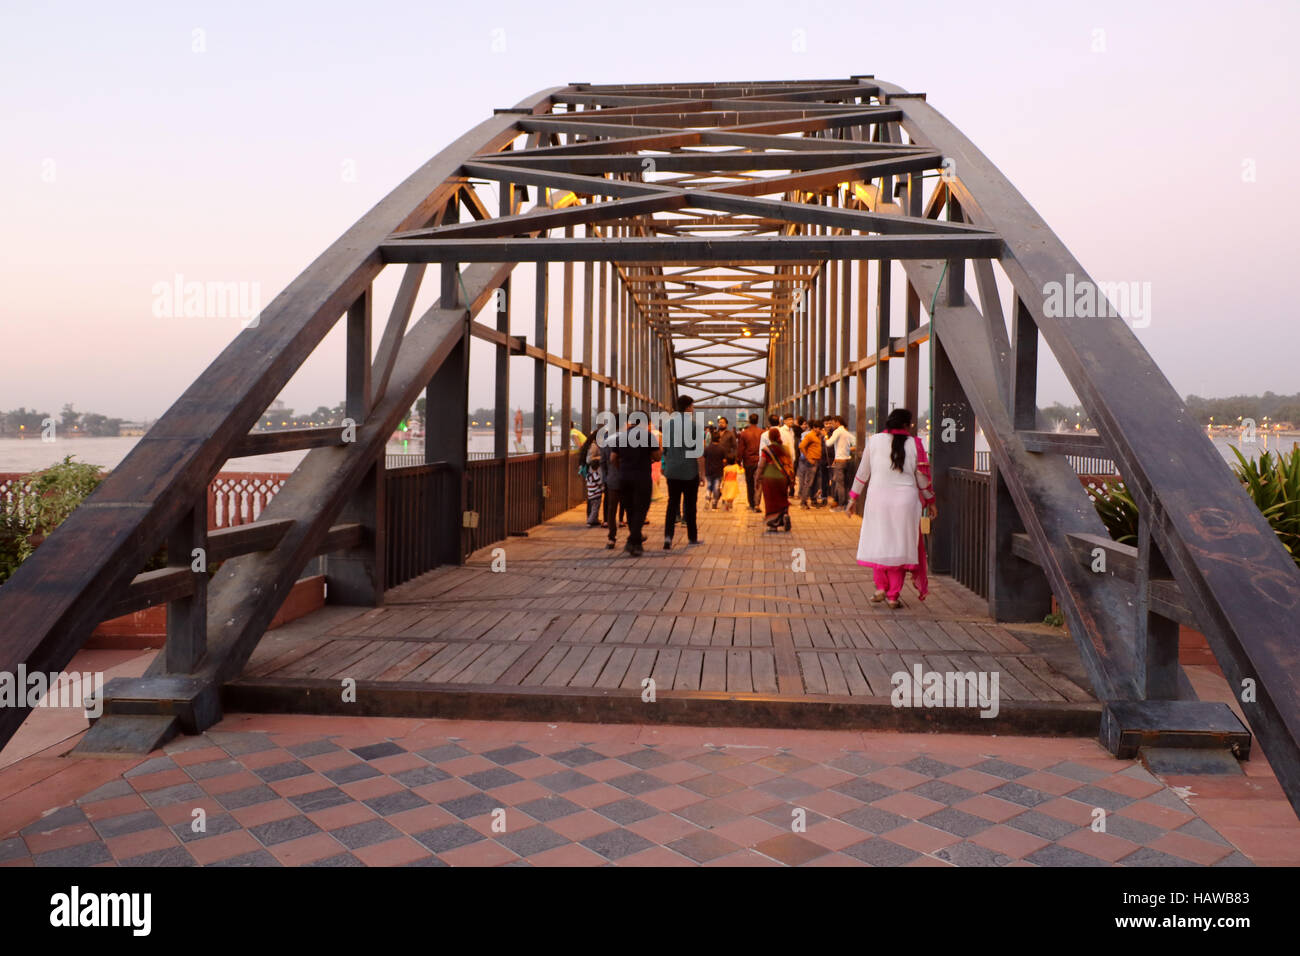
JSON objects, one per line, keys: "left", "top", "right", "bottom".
{"left": 1184, "top": 392, "right": 1300, "bottom": 427}
{"left": 0, "top": 404, "right": 125, "bottom": 438}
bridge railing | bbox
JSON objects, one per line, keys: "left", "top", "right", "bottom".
{"left": 946, "top": 468, "right": 990, "bottom": 599}
{"left": 385, "top": 450, "right": 583, "bottom": 590}
{"left": 974, "top": 450, "right": 1117, "bottom": 476}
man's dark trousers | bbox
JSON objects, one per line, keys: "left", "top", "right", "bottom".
{"left": 604, "top": 484, "right": 622, "bottom": 544}
{"left": 621, "top": 478, "right": 652, "bottom": 549}
{"left": 743, "top": 463, "right": 759, "bottom": 509}
{"left": 665, "top": 478, "right": 699, "bottom": 543}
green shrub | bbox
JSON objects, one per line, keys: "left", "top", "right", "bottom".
{"left": 0, "top": 456, "right": 105, "bottom": 585}
{"left": 1083, "top": 446, "right": 1300, "bottom": 571}
{"left": 1085, "top": 478, "right": 1139, "bottom": 546}
{"left": 1230, "top": 445, "right": 1300, "bottom": 569}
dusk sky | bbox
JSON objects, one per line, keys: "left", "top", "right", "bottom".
{"left": 2, "top": 0, "right": 1296, "bottom": 421}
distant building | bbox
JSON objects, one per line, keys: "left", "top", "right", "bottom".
{"left": 117, "top": 422, "right": 148, "bottom": 436}
{"left": 259, "top": 399, "right": 295, "bottom": 430}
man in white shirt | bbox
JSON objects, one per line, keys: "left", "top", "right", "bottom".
{"left": 759, "top": 413, "right": 796, "bottom": 459}
{"left": 825, "top": 416, "right": 856, "bottom": 511}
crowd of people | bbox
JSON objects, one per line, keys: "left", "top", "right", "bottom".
{"left": 575, "top": 400, "right": 936, "bottom": 606}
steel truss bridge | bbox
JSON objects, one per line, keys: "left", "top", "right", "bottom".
{"left": 2, "top": 77, "right": 1297, "bottom": 818}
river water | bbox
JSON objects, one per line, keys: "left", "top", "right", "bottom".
{"left": 0, "top": 429, "right": 1293, "bottom": 475}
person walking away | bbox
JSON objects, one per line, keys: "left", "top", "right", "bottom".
{"left": 737, "top": 413, "right": 764, "bottom": 512}
{"left": 662, "top": 394, "right": 705, "bottom": 549}
{"left": 599, "top": 421, "right": 623, "bottom": 548}
{"left": 826, "top": 415, "right": 856, "bottom": 511}
{"left": 847, "top": 408, "right": 936, "bottom": 607}
{"left": 608, "top": 411, "right": 659, "bottom": 556}
{"left": 583, "top": 440, "right": 604, "bottom": 526}
{"left": 703, "top": 429, "right": 726, "bottom": 509}
{"left": 758, "top": 428, "right": 795, "bottom": 532}
{"left": 797, "top": 423, "right": 824, "bottom": 509}
{"left": 719, "top": 459, "right": 741, "bottom": 510}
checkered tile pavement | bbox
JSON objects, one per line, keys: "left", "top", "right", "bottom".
{"left": 0, "top": 722, "right": 1255, "bottom": 867}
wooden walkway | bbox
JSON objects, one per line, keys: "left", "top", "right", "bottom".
{"left": 230, "top": 488, "right": 1100, "bottom": 734}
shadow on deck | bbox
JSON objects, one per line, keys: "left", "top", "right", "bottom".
{"left": 229, "top": 491, "right": 1101, "bottom": 736}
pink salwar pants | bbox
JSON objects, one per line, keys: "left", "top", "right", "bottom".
{"left": 872, "top": 566, "right": 907, "bottom": 601}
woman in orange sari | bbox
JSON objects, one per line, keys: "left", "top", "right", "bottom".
{"left": 759, "top": 427, "right": 795, "bottom": 532}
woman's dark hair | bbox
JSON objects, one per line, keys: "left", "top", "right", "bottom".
{"left": 884, "top": 408, "right": 913, "bottom": 472}
{"left": 766, "top": 428, "right": 789, "bottom": 461}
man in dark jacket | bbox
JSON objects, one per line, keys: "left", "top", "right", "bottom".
{"left": 714, "top": 415, "right": 738, "bottom": 464}
{"left": 736, "top": 412, "right": 764, "bottom": 512}
{"left": 607, "top": 410, "right": 659, "bottom": 556}
{"left": 703, "top": 432, "right": 726, "bottom": 509}
{"left": 661, "top": 394, "right": 704, "bottom": 549}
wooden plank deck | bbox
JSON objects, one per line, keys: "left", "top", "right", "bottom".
{"left": 229, "top": 490, "right": 1100, "bottom": 734}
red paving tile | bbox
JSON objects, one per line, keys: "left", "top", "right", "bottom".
{"left": 887, "top": 822, "right": 962, "bottom": 854}
{"left": 269, "top": 773, "right": 334, "bottom": 798}
{"left": 804, "top": 851, "right": 864, "bottom": 867}
{"left": 953, "top": 794, "right": 1025, "bottom": 823}
{"left": 80, "top": 794, "right": 150, "bottom": 820}
{"left": 231, "top": 800, "right": 299, "bottom": 828}
{"left": 186, "top": 830, "right": 262, "bottom": 865}
{"left": 350, "top": 836, "right": 431, "bottom": 867}
{"left": 127, "top": 769, "right": 192, "bottom": 792}
{"left": 268, "top": 833, "right": 345, "bottom": 866}
{"left": 804, "top": 818, "right": 873, "bottom": 851}
{"left": 565, "top": 782, "right": 630, "bottom": 809}
{"left": 105, "top": 827, "right": 179, "bottom": 861}
{"left": 306, "top": 802, "right": 377, "bottom": 831}
{"left": 708, "top": 816, "right": 788, "bottom": 849}
{"left": 1037, "top": 797, "right": 1101, "bottom": 827}
{"left": 411, "top": 779, "right": 478, "bottom": 803}
{"left": 866, "top": 766, "right": 932, "bottom": 791}
{"left": 156, "top": 798, "right": 224, "bottom": 826}
{"left": 798, "top": 790, "right": 863, "bottom": 819}
{"left": 615, "top": 846, "right": 695, "bottom": 867}
{"left": 1057, "top": 829, "right": 1142, "bottom": 863}
{"left": 387, "top": 804, "right": 458, "bottom": 835}
{"left": 970, "top": 825, "right": 1051, "bottom": 860}
{"left": 241, "top": 749, "right": 292, "bottom": 770}
{"left": 547, "top": 810, "right": 620, "bottom": 842}
{"left": 706, "top": 849, "right": 784, "bottom": 866}
{"left": 171, "top": 746, "right": 228, "bottom": 767}
{"left": 627, "top": 813, "right": 702, "bottom": 845}
{"left": 1185, "top": 797, "right": 1299, "bottom": 829}
{"left": 1016, "top": 771, "right": 1085, "bottom": 797}
{"left": 1213, "top": 825, "right": 1300, "bottom": 864}
{"left": 872, "top": 791, "right": 947, "bottom": 819}
{"left": 25, "top": 823, "right": 99, "bottom": 855}
{"left": 523, "top": 843, "right": 607, "bottom": 866}
{"left": 1147, "top": 832, "right": 1234, "bottom": 865}
{"left": 200, "top": 771, "right": 262, "bottom": 795}
{"left": 938, "top": 769, "right": 1006, "bottom": 794}
{"left": 714, "top": 787, "right": 784, "bottom": 816}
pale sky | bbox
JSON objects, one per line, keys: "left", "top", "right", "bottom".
{"left": 2, "top": 0, "right": 1296, "bottom": 421}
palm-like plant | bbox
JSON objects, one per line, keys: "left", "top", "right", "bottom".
{"left": 1230, "top": 445, "right": 1300, "bottom": 568}
{"left": 1085, "top": 479, "right": 1139, "bottom": 546}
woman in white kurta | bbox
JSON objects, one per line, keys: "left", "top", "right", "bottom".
{"left": 847, "top": 408, "right": 936, "bottom": 607}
